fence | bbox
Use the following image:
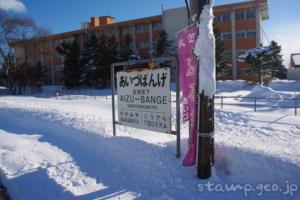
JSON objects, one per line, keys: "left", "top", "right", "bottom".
{"left": 6, "top": 90, "right": 299, "bottom": 116}
{"left": 215, "top": 96, "right": 299, "bottom": 116}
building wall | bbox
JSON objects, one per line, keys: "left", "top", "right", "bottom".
{"left": 12, "top": 0, "right": 268, "bottom": 84}
{"left": 163, "top": 7, "right": 189, "bottom": 42}
{"left": 288, "top": 68, "right": 300, "bottom": 80}
{"left": 12, "top": 16, "right": 162, "bottom": 84}
{"left": 163, "top": 0, "right": 268, "bottom": 82}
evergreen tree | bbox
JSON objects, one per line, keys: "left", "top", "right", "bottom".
{"left": 268, "top": 40, "right": 286, "bottom": 79}
{"left": 239, "top": 40, "right": 286, "bottom": 84}
{"left": 57, "top": 39, "right": 84, "bottom": 89}
{"left": 13, "top": 61, "right": 27, "bottom": 94}
{"left": 119, "top": 34, "right": 133, "bottom": 61}
{"left": 106, "top": 36, "right": 118, "bottom": 85}
{"left": 96, "top": 34, "right": 109, "bottom": 87}
{"left": 155, "top": 30, "right": 174, "bottom": 68}
{"left": 214, "top": 25, "right": 230, "bottom": 74}
{"left": 155, "top": 30, "right": 174, "bottom": 57}
{"left": 239, "top": 46, "right": 274, "bottom": 84}
{"left": 129, "top": 49, "right": 142, "bottom": 60}
{"left": 81, "top": 33, "right": 100, "bottom": 86}
{"left": 26, "top": 61, "right": 47, "bottom": 92}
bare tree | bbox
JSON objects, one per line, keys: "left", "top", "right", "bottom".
{"left": 0, "top": 10, "right": 50, "bottom": 94}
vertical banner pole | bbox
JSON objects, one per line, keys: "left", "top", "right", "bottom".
{"left": 175, "top": 58, "right": 181, "bottom": 158}
{"left": 111, "top": 65, "right": 116, "bottom": 136}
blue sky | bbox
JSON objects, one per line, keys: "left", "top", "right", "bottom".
{"left": 1, "top": 0, "right": 300, "bottom": 66}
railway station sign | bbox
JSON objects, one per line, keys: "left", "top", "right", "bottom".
{"left": 117, "top": 68, "right": 171, "bottom": 133}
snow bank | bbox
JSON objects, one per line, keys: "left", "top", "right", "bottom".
{"left": 247, "top": 85, "right": 290, "bottom": 99}
{"left": 216, "top": 80, "right": 250, "bottom": 93}
{"left": 269, "top": 80, "right": 300, "bottom": 92}
{"left": 0, "top": 130, "right": 106, "bottom": 199}
{"left": 0, "top": 87, "right": 8, "bottom": 95}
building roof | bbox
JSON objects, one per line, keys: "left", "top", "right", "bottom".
{"left": 214, "top": 0, "right": 269, "bottom": 20}
{"left": 291, "top": 54, "right": 300, "bottom": 66}
{"left": 10, "top": 15, "right": 162, "bottom": 46}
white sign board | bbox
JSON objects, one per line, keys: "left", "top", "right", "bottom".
{"left": 117, "top": 68, "right": 171, "bottom": 133}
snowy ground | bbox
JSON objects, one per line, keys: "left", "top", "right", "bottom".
{"left": 0, "top": 81, "right": 299, "bottom": 200}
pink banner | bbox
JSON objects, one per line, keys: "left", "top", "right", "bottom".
{"left": 177, "top": 24, "right": 199, "bottom": 166}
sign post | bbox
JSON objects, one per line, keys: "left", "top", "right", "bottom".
{"left": 111, "top": 58, "right": 181, "bottom": 157}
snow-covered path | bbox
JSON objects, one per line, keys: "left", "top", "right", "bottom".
{"left": 0, "top": 96, "right": 299, "bottom": 200}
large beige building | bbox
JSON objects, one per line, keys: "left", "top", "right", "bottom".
{"left": 11, "top": 0, "right": 269, "bottom": 84}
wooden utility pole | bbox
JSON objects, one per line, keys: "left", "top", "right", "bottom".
{"left": 189, "top": 0, "right": 215, "bottom": 179}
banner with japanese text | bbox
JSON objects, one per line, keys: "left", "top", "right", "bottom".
{"left": 117, "top": 68, "right": 171, "bottom": 133}
{"left": 177, "top": 24, "right": 199, "bottom": 166}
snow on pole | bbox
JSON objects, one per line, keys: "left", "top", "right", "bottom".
{"left": 194, "top": 0, "right": 216, "bottom": 98}
{"left": 193, "top": 0, "right": 215, "bottom": 179}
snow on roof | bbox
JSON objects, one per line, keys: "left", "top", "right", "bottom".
{"left": 292, "top": 54, "right": 300, "bottom": 66}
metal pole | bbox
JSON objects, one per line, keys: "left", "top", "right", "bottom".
{"left": 185, "top": 0, "right": 191, "bottom": 25}
{"left": 221, "top": 96, "right": 223, "bottom": 109}
{"left": 175, "top": 58, "right": 181, "bottom": 158}
{"left": 111, "top": 65, "right": 116, "bottom": 136}
{"left": 254, "top": 97, "right": 257, "bottom": 112}
{"left": 295, "top": 98, "right": 297, "bottom": 116}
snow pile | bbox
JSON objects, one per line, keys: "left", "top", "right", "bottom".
{"left": 216, "top": 80, "right": 300, "bottom": 111}
{"left": 0, "top": 130, "right": 106, "bottom": 198}
{"left": 0, "top": 87, "right": 8, "bottom": 95}
{"left": 216, "top": 80, "right": 250, "bottom": 93}
{"left": 269, "top": 80, "right": 300, "bottom": 92}
{"left": 194, "top": 0, "right": 216, "bottom": 97}
{"left": 247, "top": 85, "right": 288, "bottom": 99}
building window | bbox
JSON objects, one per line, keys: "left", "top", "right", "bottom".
{"left": 95, "top": 30, "right": 103, "bottom": 37}
{"left": 54, "top": 40, "right": 63, "bottom": 48}
{"left": 222, "top": 32, "right": 232, "bottom": 40}
{"left": 44, "top": 54, "right": 52, "bottom": 61}
{"left": 222, "top": 13, "right": 231, "bottom": 22}
{"left": 137, "top": 40, "right": 149, "bottom": 49}
{"left": 215, "top": 13, "right": 231, "bottom": 22}
{"left": 246, "top": 10, "right": 256, "bottom": 19}
{"left": 107, "top": 29, "right": 113, "bottom": 37}
{"left": 236, "top": 31, "right": 246, "bottom": 39}
{"left": 122, "top": 27, "right": 132, "bottom": 36}
{"left": 136, "top": 24, "right": 149, "bottom": 33}
{"left": 55, "top": 65, "right": 64, "bottom": 72}
{"left": 64, "top": 37, "right": 74, "bottom": 43}
{"left": 153, "top": 22, "right": 162, "bottom": 31}
{"left": 237, "top": 49, "right": 247, "bottom": 57}
{"left": 247, "top": 30, "right": 256, "bottom": 38}
{"left": 235, "top": 11, "right": 246, "bottom": 20}
{"left": 214, "top": 15, "right": 222, "bottom": 23}
{"left": 26, "top": 45, "right": 33, "bottom": 52}
{"left": 16, "top": 57, "right": 24, "bottom": 63}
